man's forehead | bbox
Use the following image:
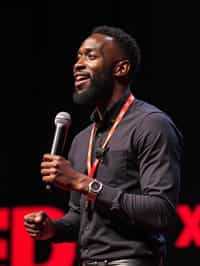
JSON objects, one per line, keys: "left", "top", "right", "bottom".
{"left": 80, "top": 33, "right": 114, "bottom": 50}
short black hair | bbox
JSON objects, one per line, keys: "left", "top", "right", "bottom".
{"left": 91, "top": 25, "right": 141, "bottom": 81}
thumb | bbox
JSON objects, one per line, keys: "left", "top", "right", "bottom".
{"left": 34, "top": 211, "right": 46, "bottom": 223}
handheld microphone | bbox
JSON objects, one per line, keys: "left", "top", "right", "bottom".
{"left": 45, "top": 111, "right": 71, "bottom": 191}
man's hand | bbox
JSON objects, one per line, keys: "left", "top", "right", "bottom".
{"left": 24, "top": 211, "right": 55, "bottom": 240}
{"left": 41, "top": 154, "right": 92, "bottom": 193}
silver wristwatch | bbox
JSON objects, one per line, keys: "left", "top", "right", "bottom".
{"left": 87, "top": 179, "right": 103, "bottom": 200}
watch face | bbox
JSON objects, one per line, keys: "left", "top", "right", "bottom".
{"left": 91, "top": 181, "right": 101, "bottom": 191}
{"left": 88, "top": 179, "right": 103, "bottom": 200}
{"left": 90, "top": 179, "right": 103, "bottom": 193}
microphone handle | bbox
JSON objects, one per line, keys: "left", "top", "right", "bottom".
{"left": 45, "top": 124, "right": 68, "bottom": 191}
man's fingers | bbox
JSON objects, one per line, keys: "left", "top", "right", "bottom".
{"left": 43, "top": 154, "right": 60, "bottom": 161}
{"left": 41, "top": 161, "right": 55, "bottom": 168}
{"left": 25, "top": 227, "right": 41, "bottom": 235}
{"left": 24, "top": 211, "right": 46, "bottom": 224}
{"left": 24, "top": 212, "right": 37, "bottom": 223}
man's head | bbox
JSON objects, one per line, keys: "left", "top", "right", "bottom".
{"left": 73, "top": 25, "right": 141, "bottom": 106}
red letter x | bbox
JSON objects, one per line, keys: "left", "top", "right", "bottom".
{"left": 175, "top": 204, "right": 200, "bottom": 247}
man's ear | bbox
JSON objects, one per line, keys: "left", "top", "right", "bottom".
{"left": 114, "top": 59, "right": 131, "bottom": 77}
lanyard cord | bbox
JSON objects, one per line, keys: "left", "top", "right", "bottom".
{"left": 87, "top": 94, "right": 135, "bottom": 178}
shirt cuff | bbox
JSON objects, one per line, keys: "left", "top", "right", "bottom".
{"left": 51, "top": 219, "right": 76, "bottom": 243}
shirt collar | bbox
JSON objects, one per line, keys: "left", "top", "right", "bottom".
{"left": 90, "top": 87, "right": 132, "bottom": 129}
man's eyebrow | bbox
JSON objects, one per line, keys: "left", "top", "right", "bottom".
{"left": 78, "top": 48, "right": 98, "bottom": 53}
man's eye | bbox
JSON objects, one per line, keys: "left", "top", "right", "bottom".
{"left": 88, "top": 54, "right": 97, "bottom": 60}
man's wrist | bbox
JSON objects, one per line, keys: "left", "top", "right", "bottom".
{"left": 76, "top": 174, "right": 92, "bottom": 194}
{"left": 87, "top": 179, "right": 103, "bottom": 200}
{"left": 76, "top": 175, "right": 103, "bottom": 200}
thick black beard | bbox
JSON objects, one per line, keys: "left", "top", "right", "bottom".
{"left": 73, "top": 69, "right": 114, "bottom": 106}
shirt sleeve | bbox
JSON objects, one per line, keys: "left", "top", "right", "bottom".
{"left": 96, "top": 112, "right": 183, "bottom": 232}
{"left": 52, "top": 191, "right": 81, "bottom": 242}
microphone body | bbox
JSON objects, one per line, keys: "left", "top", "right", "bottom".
{"left": 46, "top": 111, "right": 71, "bottom": 191}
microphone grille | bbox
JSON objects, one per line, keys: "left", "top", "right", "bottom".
{"left": 55, "top": 111, "right": 71, "bottom": 126}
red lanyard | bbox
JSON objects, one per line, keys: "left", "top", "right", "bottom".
{"left": 87, "top": 94, "right": 135, "bottom": 178}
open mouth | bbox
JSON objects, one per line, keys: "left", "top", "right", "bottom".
{"left": 75, "top": 78, "right": 90, "bottom": 91}
{"left": 74, "top": 74, "right": 90, "bottom": 92}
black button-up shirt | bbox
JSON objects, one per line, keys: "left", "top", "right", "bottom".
{"left": 53, "top": 89, "right": 183, "bottom": 263}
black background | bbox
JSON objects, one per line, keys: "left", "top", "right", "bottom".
{"left": 0, "top": 1, "right": 199, "bottom": 265}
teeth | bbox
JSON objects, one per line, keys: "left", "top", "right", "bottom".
{"left": 76, "top": 76, "right": 88, "bottom": 81}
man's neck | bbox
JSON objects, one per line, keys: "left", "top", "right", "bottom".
{"left": 96, "top": 87, "right": 127, "bottom": 119}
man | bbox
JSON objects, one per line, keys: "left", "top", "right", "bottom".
{"left": 24, "top": 25, "right": 183, "bottom": 266}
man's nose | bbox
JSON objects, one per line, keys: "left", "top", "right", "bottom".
{"left": 73, "top": 57, "right": 86, "bottom": 72}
